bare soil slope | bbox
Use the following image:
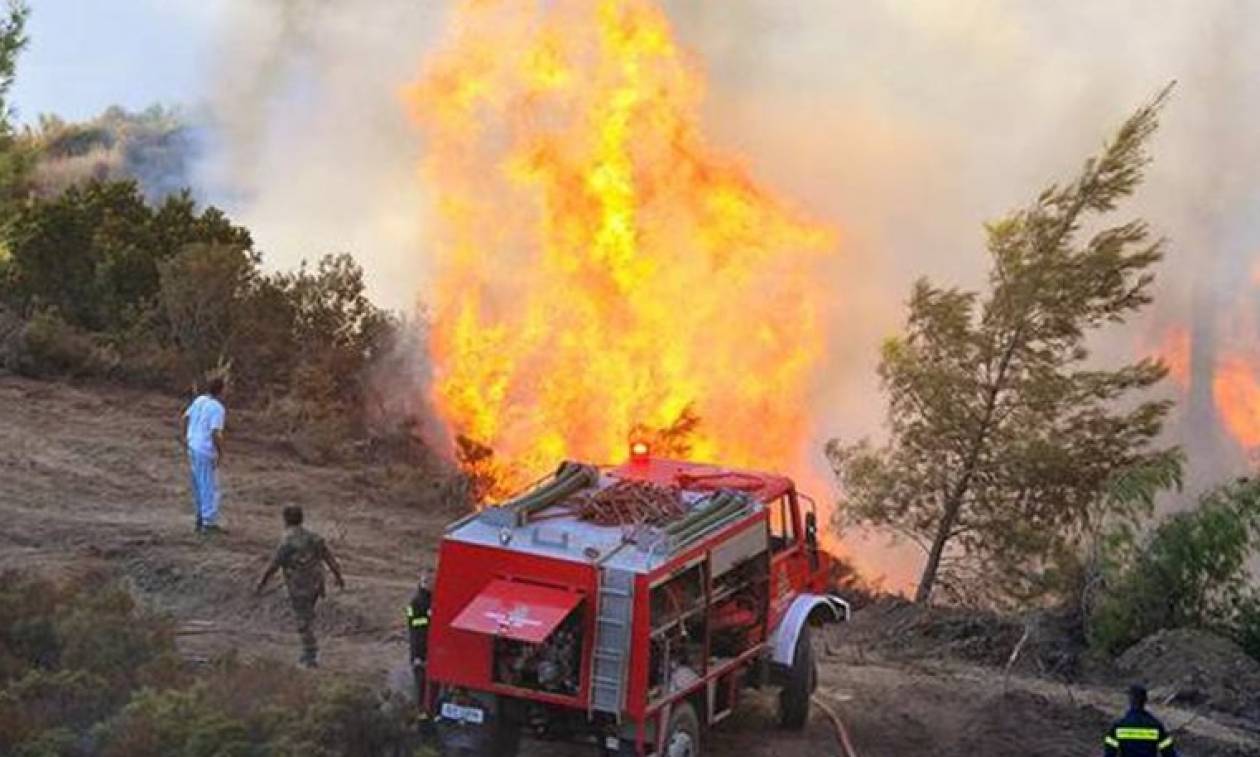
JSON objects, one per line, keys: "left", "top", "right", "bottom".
{"left": 1, "top": 375, "right": 1257, "bottom": 756}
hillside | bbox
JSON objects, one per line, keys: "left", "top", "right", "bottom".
{"left": 1, "top": 374, "right": 1257, "bottom": 756}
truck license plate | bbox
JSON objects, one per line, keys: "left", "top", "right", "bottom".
{"left": 440, "top": 702, "right": 485, "bottom": 724}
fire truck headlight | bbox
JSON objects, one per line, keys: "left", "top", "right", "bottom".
{"left": 498, "top": 528, "right": 512, "bottom": 545}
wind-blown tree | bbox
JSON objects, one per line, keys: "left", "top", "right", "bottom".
{"left": 0, "top": 1, "right": 29, "bottom": 222}
{"left": 828, "top": 87, "right": 1179, "bottom": 605}
{"left": 0, "top": 1, "right": 26, "bottom": 126}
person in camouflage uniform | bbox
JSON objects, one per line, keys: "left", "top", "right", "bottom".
{"left": 255, "top": 505, "right": 345, "bottom": 667}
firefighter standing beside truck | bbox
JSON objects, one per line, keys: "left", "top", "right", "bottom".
{"left": 1103, "top": 685, "right": 1178, "bottom": 757}
{"left": 407, "top": 568, "right": 433, "bottom": 711}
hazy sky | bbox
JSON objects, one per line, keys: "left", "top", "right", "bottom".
{"left": 12, "top": 0, "right": 218, "bottom": 123}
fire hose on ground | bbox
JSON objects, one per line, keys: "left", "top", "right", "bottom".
{"left": 811, "top": 693, "right": 862, "bottom": 757}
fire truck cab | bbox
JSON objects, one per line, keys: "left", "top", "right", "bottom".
{"left": 426, "top": 451, "right": 849, "bottom": 756}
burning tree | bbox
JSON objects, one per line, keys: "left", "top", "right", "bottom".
{"left": 829, "top": 86, "right": 1179, "bottom": 605}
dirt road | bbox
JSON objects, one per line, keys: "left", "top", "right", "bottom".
{"left": 2, "top": 375, "right": 1256, "bottom": 756}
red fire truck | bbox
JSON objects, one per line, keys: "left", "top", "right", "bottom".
{"left": 426, "top": 446, "right": 849, "bottom": 756}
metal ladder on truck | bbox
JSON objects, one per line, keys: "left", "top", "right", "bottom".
{"left": 589, "top": 567, "right": 635, "bottom": 718}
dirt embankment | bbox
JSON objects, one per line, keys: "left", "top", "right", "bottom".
{"left": 2, "top": 374, "right": 1257, "bottom": 757}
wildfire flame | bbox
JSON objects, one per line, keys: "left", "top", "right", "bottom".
{"left": 1213, "top": 356, "right": 1260, "bottom": 450}
{"left": 1151, "top": 259, "right": 1260, "bottom": 457}
{"left": 407, "top": 0, "right": 836, "bottom": 496}
{"left": 1152, "top": 326, "right": 1191, "bottom": 390}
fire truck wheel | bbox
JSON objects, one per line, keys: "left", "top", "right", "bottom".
{"left": 663, "top": 701, "right": 701, "bottom": 757}
{"left": 778, "top": 625, "right": 814, "bottom": 730}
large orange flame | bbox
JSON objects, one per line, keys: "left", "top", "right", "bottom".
{"left": 1150, "top": 254, "right": 1260, "bottom": 457}
{"left": 1151, "top": 326, "right": 1191, "bottom": 390}
{"left": 407, "top": 0, "right": 837, "bottom": 496}
{"left": 1213, "top": 356, "right": 1260, "bottom": 451}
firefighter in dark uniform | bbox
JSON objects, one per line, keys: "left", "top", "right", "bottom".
{"left": 407, "top": 568, "right": 433, "bottom": 712}
{"left": 1103, "top": 684, "right": 1178, "bottom": 756}
{"left": 255, "top": 505, "right": 345, "bottom": 668}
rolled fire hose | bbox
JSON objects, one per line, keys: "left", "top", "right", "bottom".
{"left": 506, "top": 461, "right": 600, "bottom": 525}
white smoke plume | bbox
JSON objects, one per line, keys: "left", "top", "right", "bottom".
{"left": 197, "top": 0, "right": 447, "bottom": 309}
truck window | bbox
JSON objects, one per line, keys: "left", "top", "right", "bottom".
{"left": 768, "top": 496, "right": 795, "bottom": 552}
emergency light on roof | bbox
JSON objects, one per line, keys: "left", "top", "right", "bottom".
{"left": 629, "top": 440, "right": 650, "bottom": 461}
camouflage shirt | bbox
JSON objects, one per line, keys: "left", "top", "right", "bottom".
{"left": 271, "top": 526, "right": 331, "bottom": 599}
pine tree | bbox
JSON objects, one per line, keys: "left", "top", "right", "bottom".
{"left": 829, "top": 86, "right": 1179, "bottom": 605}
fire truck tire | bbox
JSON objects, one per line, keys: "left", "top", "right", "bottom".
{"left": 778, "top": 625, "right": 814, "bottom": 729}
{"left": 663, "top": 701, "right": 701, "bottom": 757}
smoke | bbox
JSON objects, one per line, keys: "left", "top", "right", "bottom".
{"left": 196, "top": 0, "right": 447, "bottom": 310}
{"left": 195, "top": 0, "right": 1260, "bottom": 586}
{"left": 656, "top": 0, "right": 1260, "bottom": 585}
{"left": 666, "top": 3, "right": 1252, "bottom": 402}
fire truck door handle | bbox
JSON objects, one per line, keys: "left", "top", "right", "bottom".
{"left": 804, "top": 512, "right": 819, "bottom": 548}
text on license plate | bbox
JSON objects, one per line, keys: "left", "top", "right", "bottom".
{"left": 440, "top": 702, "right": 485, "bottom": 724}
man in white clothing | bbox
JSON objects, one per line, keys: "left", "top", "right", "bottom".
{"left": 182, "top": 376, "right": 227, "bottom": 534}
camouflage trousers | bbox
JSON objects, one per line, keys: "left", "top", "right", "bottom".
{"left": 290, "top": 592, "right": 320, "bottom": 663}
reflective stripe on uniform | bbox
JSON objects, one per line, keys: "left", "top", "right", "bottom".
{"left": 405, "top": 605, "right": 429, "bottom": 627}
{"left": 1116, "top": 727, "right": 1161, "bottom": 741}
{"left": 1158, "top": 736, "right": 1174, "bottom": 749}
{"left": 1104, "top": 736, "right": 1120, "bottom": 747}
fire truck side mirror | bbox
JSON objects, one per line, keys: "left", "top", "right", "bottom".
{"left": 804, "top": 511, "right": 818, "bottom": 548}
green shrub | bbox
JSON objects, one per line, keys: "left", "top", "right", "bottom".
{"left": 1089, "top": 478, "right": 1260, "bottom": 656}
{"left": 55, "top": 582, "right": 174, "bottom": 693}
{"left": 0, "top": 571, "right": 66, "bottom": 678}
{"left": 0, "top": 302, "right": 21, "bottom": 370}
{"left": 0, "top": 571, "right": 176, "bottom": 754}
{"left": 93, "top": 664, "right": 412, "bottom": 757}
{"left": 1231, "top": 596, "right": 1260, "bottom": 662}
{"left": 1, "top": 571, "right": 419, "bottom": 756}
{"left": 157, "top": 242, "right": 256, "bottom": 383}
{"left": 93, "top": 684, "right": 254, "bottom": 757}
{"left": 10, "top": 726, "right": 80, "bottom": 757}
{"left": 1, "top": 180, "right": 251, "bottom": 333}
{"left": 0, "top": 174, "right": 413, "bottom": 459}
{"left": 13, "top": 309, "right": 117, "bottom": 378}
{"left": 279, "top": 682, "right": 410, "bottom": 757}
{"left": 0, "top": 669, "right": 114, "bottom": 749}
